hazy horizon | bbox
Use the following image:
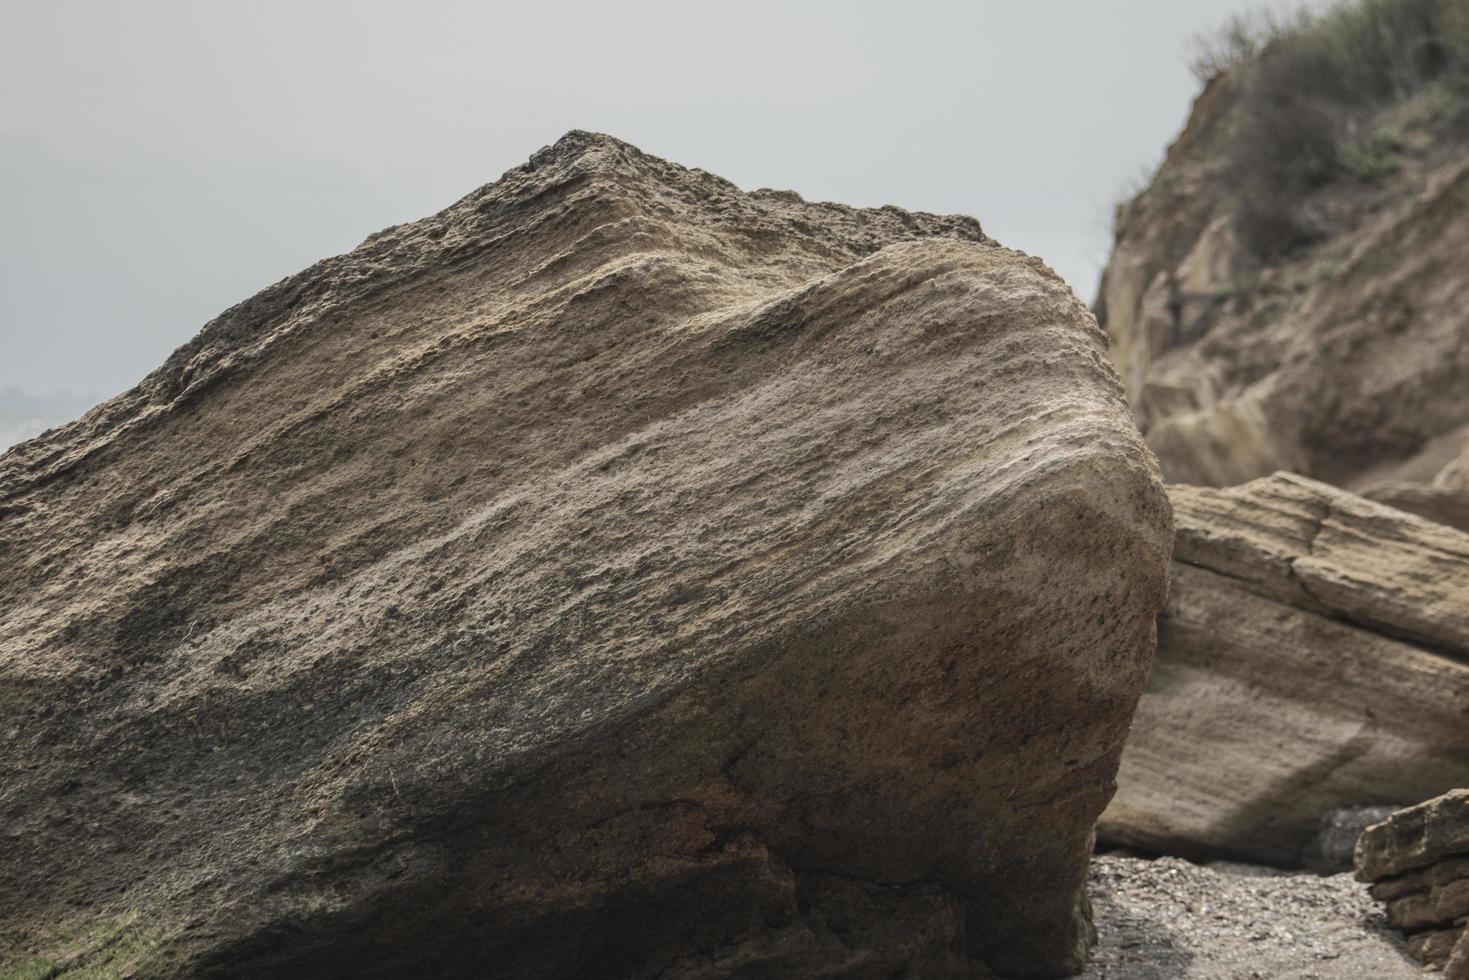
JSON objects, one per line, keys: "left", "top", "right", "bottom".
{"left": 2, "top": 0, "right": 1307, "bottom": 446}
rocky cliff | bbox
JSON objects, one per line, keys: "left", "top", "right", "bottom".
{"left": 1097, "top": 36, "right": 1469, "bottom": 494}
{"left": 0, "top": 132, "right": 1172, "bottom": 978}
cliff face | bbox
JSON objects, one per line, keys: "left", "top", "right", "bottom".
{"left": 1097, "top": 70, "right": 1469, "bottom": 495}
{"left": 0, "top": 132, "right": 1172, "bottom": 978}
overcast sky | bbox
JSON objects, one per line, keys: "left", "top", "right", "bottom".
{"left": 2, "top": 0, "right": 1305, "bottom": 408}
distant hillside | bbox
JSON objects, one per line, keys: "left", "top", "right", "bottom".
{"left": 1096, "top": 0, "right": 1469, "bottom": 495}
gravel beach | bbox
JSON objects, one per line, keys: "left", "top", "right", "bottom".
{"left": 1083, "top": 855, "right": 1416, "bottom": 979}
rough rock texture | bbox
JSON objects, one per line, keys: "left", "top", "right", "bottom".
{"left": 1099, "top": 472, "right": 1469, "bottom": 868}
{"left": 1310, "top": 807, "right": 1405, "bottom": 876}
{"left": 1357, "top": 791, "right": 1469, "bottom": 976}
{"left": 1362, "top": 482, "right": 1469, "bottom": 534}
{"left": 1096, "top": 73, "right": 1469, "bottom": 491}
{"left": 1082, "top": 855, "right": 1414, "bottom": 979}
{"left": 0, "top": 132, "right": 1173, "bottom": 978}
{"left": 1364, "top": 443, "right": 1469, "bottom": 533}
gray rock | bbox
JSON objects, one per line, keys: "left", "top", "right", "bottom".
{"left": 1308, "top": 806, "right": 1404, "bottom": 874}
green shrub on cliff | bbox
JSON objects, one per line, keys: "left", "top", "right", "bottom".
{"left": 1195, "top": 0, "right": 1469, "bottom": 259}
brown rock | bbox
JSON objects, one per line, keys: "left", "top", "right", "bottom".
{"left": 1362, "top": 446, "right": 1469, "bottom": 534}
{"left": 1442, "top": 444, "right": 1469, "bottom": 491}
{"left": 1408, "top": 926, "right": 1465, "bottom": 970}
{"left": 0, "top": 132, "right": 1173, "bottom": 978}
{"left": 1358, "top": 790, "right": 1469, "bottom": 882}
{"left": 1436, "top": 876, "right": 1469, "bottom": 924}
{"left": 1385, "top": 891, "right": 1437, "bottom": 932}
{"left": 1363, "top": 482, "right": 1469, "bottom": 534}
{"left": 1448, "top": 929, "right": 1469, "bottom": 980}
{"left": 1369, "top": 855, "right": 1469, "bottom": 902}
{"left": 1357, "top": 792, "right": 1469, "bottom": 972}
{"left": 1097, "top": 69, "right": 1469, "bottom": 491}
{"left": 1169, "top": 472, "right": 1469, "bottom": 650}
{"left": 1099, "top": 473, "right": 1469, "bottom": 867}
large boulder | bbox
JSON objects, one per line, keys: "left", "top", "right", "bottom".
{"left": 1357, "top": 790, "right": 1469, "bottom": 977}
{"left": 1099, "top": 473, "right": 1469, "bottom": 868}
{"left": 0, "top": 132, "right": 1173, "bottom": 978}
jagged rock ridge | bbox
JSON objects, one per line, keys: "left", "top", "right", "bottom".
{"left": 0, "top": 132, "right": 1172, "bottom": 978}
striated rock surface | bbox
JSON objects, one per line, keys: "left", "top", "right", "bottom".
{"left": 1357, "top": 790, "right": 1469, "bottom": 976}
{"left": 1096, "top": 71, "right": 1469, "bottom": 492}
{"left": 0, "top": 132, "right": 1173, "bottom": 978}
{"left": 1100, "top": 473, "right": 1469, "bottom": 868}
{"left": 1362, "top": 483, "right": 1469, "bottom": 535}
{"left": 1365, "top": 442, "right": 1469, "bottom": 533}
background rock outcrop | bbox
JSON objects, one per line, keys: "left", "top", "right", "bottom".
{"left": 0, "top": 132, "right": 1172, "bottom": 978}
{"left": 1099, "top": 473, "right": 1469, "bottom": 868}
{"left": 1357, "top": 790, "right": 1469, "bottom": 976}
{"left": 1096, "top": 13, "right": 1469, "bottom": 494}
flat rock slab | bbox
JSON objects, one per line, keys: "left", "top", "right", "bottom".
{"left": 1100, "top": 473, "right": 1469, "bottom": 868}
{"left": 0, "top": 132, "right": 1171, "bottom": 978}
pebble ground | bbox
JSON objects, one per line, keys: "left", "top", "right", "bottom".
{"left": 1082, "top": 855, "right": 1417, "bottom": 979}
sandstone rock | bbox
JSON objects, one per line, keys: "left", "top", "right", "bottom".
{"left": 1363, "top": 482, "right": 1469, "bottom": 534}
{"left": 1358, "top": 790, "right": 1469, "bottom": 882}
{"left": 1450, "top": 933, "right": 1469, "bottom": 980}
{"left": 1442, "top": 444, "right": 1469, "bottom": 491}
{"left": 1097, "top": 70, "right": 1469, "bottom": 491}
{"left": 1357, "top": 791, "right": 1469, "bottom": 975}
{"left": 0, "top": 132, "right": 1172, "bottom": 978}
{"left": 1099, "top": 473, "right": 1469, "bottom": 868}
{"left": 1409, "top": 928, "right": 1466, "bottom": 971}
{"left": 1363, "top": 443, "right": 1469, "bottom": 534}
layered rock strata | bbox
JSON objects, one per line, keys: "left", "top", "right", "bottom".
{"left": 0, "top": 132, "right": 1172, "bottom": 978}
{"left": 1357, "top": 790, "right": 1469, "bottom": 976}
{"left": 1100, "top": 473, "right": 1469, "bottom": 868}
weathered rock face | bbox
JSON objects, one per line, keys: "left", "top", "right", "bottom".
{"left": 0, "top": 132, "right": 1173, "bottom": 978}
{"left": 1365, "top": 443, "right": 1469, "bottom": 533}
{"left": 1357, "top": 790, "right": 1469, "bottom": 976}
{"left": 1096, "top": 74, "right": 1469, "bottom": 492}
{"left": 1099, "top": 473, "right": 1469, "bottom": 868}
{"left": 1362, "top": 482, "right": 1469, "bottom": 534}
